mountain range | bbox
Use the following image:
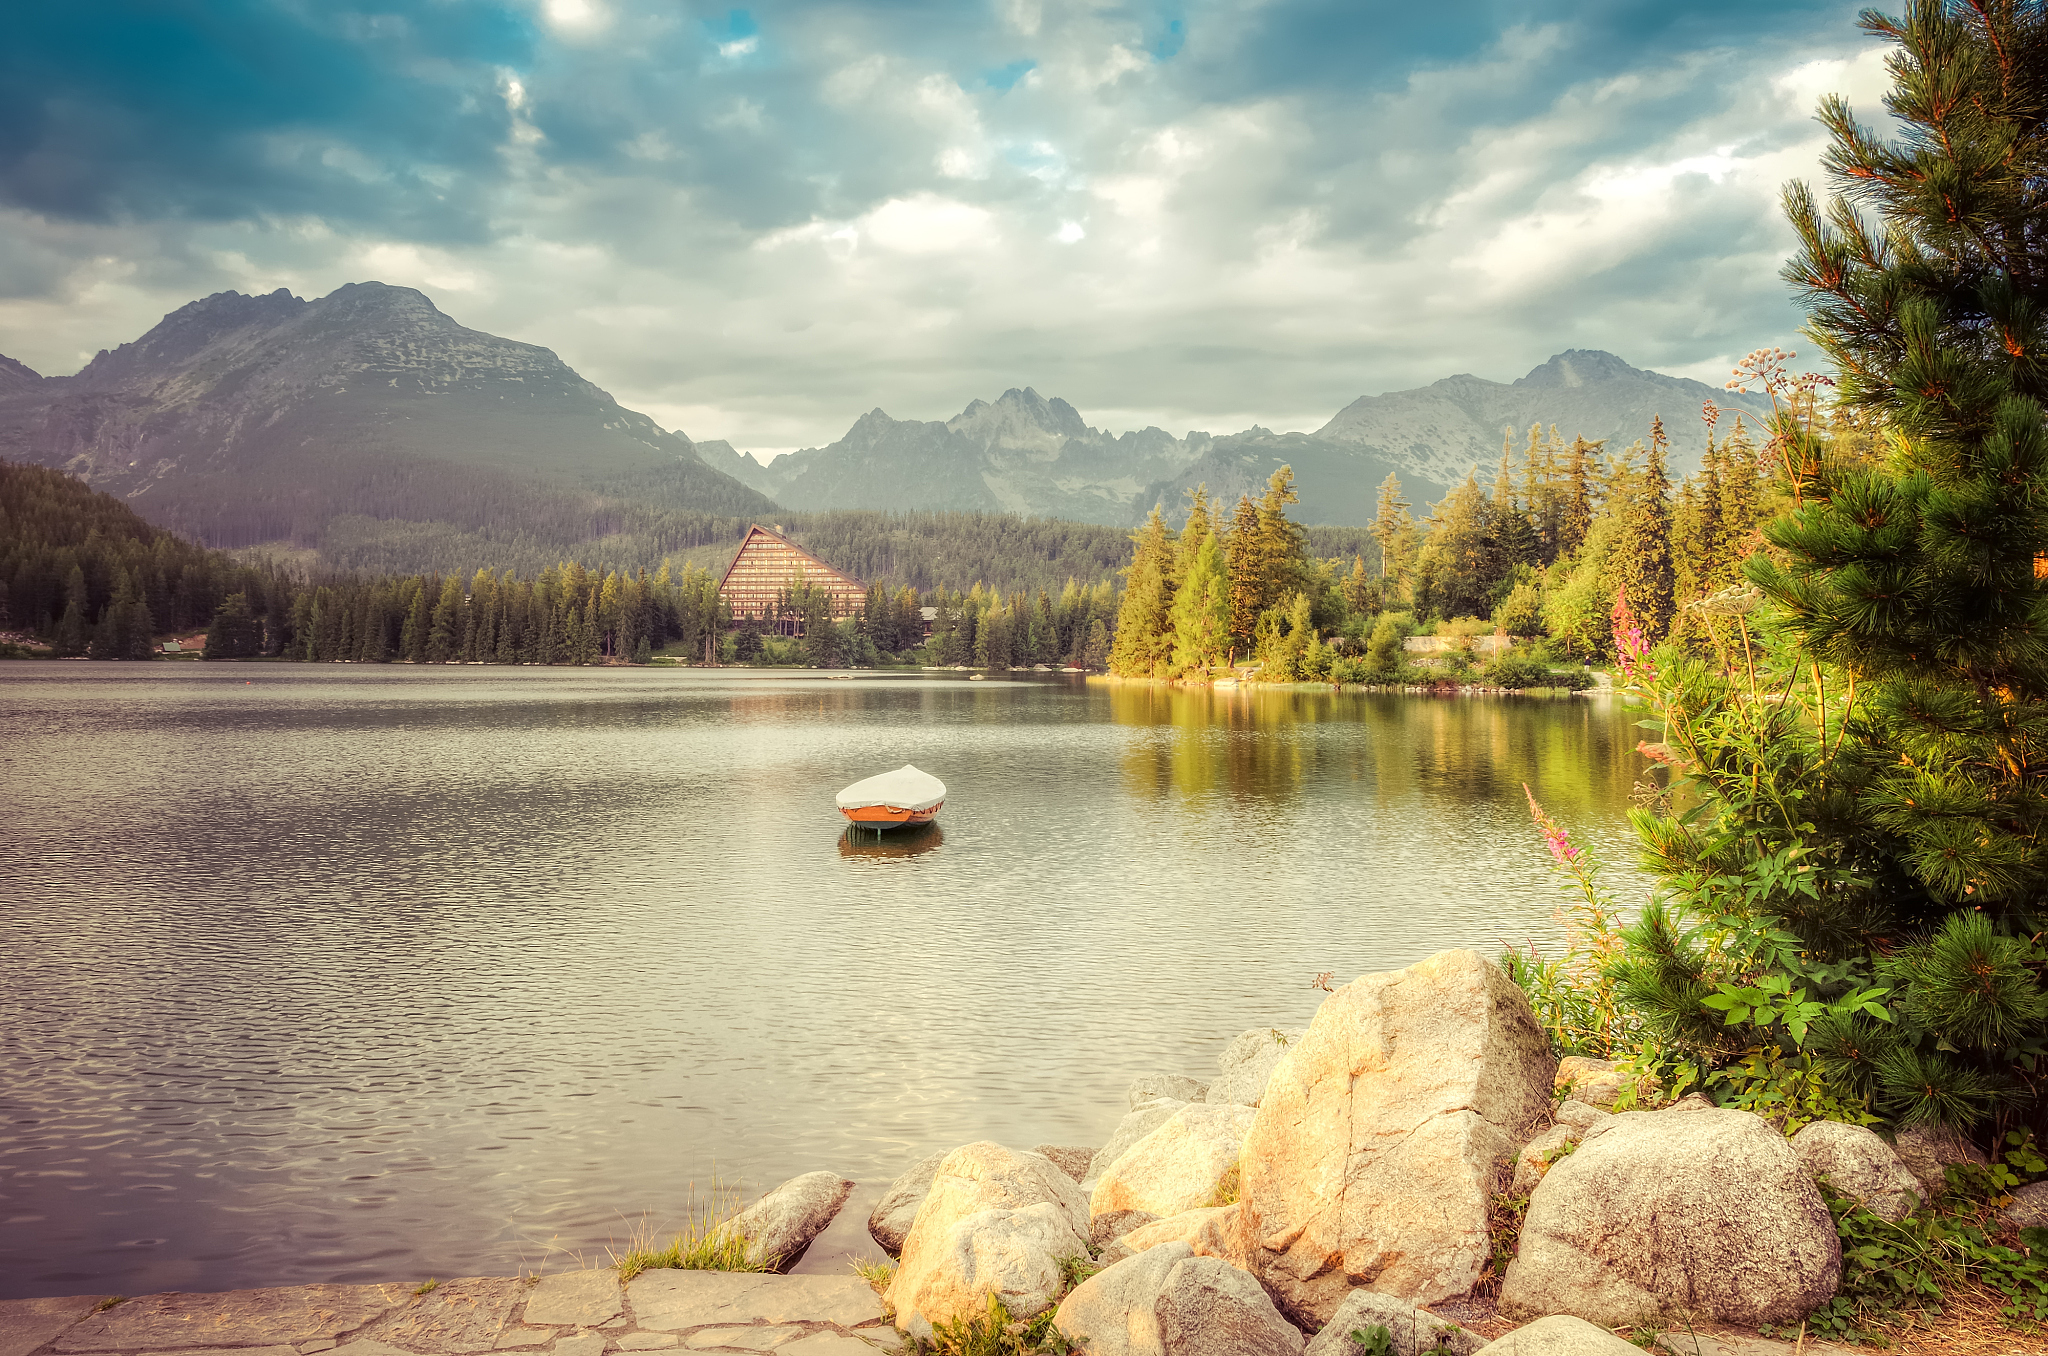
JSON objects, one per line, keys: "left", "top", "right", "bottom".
{"left": 0, "top": 282, "right": 773, "bottom": 557}
{"left": 713, "top": 351, "right": 1770, "bottom": 527}
{"left": 0, "top": 281, "right": 1774, "bottom": 570}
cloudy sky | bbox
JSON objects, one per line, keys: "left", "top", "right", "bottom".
{"left": 1, "top": 1, "right": 1890, "bottom": 458}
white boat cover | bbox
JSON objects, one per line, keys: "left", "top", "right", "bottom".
{"left": 835, "top": 763, "right": 946, "bottom": 812}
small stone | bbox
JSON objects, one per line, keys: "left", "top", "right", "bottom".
{"left": 1206, "top": 1028, "right": 1304, "bottom": 1107}
{"left": 1084, "top": 1100, "right": 1188, "bottom": 1184}
{"left": 1791, "top": 1121, "right": 1922, "bottom": 1222}
{"left": 1126, "top": 1074, "right": 1208, "bottom": 1107}
{"left": 0, "top": 1298, "right": 115, "bottom": 1356}
{"left": 1892, "top": 1125, "right": 1988, "bottom": 1202}
{"left": 614, "top": 1336, "right": 679, "bottom": 1351}
{"left": 1553, "top": 1100, "right": 1612, "bottom": 1132}
{"left": 1029, "top": 1144, "right": 1096, "bottom": 1182}
{"left": 1153, "top": 1255, "right": 1303, "bottom": 1356}
{"left": 525, "top": 1271, "right": 623, "bottom": 1328}
{"left": 715, "top": 1172, "right": 856, "bottom": 1272}
{"left": 1511, "top": 1124, "right": 1579, "bottom": 1197}
{"left": 1305, "top": 1290, "right": 1484, "bottom": 1356}
{"left": 1475, "top": 1315, "right": 1639, "bottom": 1354}
{"left": 1555, "top": 1056, "right": 1629, "bottom": 1108}
{"left": 1090, "top": 1209, "right": 1157, "bottom": 1250}
{"left": 2003, "top": 1179, "right": 2048, "bottom": 1229}
{"left": 867, "top": 1150, "right": 946, "bottom": 1254}
{"left": 496, "top": 1330, "right": 557, "bottom": 1350}
{"left": 553, "top": 1334, "right": 607, "bottom": 1356}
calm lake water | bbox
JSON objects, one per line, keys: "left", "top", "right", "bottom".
{"left": 0, "top": 666, "right": 1648, "bottom": 1300}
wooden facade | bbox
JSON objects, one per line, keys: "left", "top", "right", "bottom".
{"left": 717, "top": 524, "right": 867, "bottom": 634}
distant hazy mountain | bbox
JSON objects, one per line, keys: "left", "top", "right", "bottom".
{"left": 708, "top": 351, "right": 1770, "bottom": 528}
{"left": 0, "top": 281, "right": 772, "bottom": 553}
{"left": 1312, "top": 349, "right": 1771, "bottom": 488}
{"left": 734, "top": 386, "right": 1204, "bottom": 523}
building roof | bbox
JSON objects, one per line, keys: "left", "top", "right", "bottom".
{"left": 717, "top": 523, "right": 866, "bottom": 596}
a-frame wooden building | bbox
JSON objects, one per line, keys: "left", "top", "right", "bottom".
{"left": 717, "top": 524, "right": 867, "bottom": 635}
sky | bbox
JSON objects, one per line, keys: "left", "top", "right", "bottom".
{"left": 0, "top": 1, "right": 1894, "bottom": 460}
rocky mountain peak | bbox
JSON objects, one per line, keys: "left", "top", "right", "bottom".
{"left": 0, "top": 353, "right": 42, "bottom": 394}
{"left": 1514, "top": 350, "right": 1643, "bottom": 389}
{"left": 948, "top": 385, "right": 1090, "bottom": 453}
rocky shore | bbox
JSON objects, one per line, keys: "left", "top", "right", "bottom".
{"left": 10, "top": 949, "right": 2040, "bottom": 1356}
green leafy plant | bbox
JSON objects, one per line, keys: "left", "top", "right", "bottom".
{"left": 1347, "top": 1324, "right": 1395, "bottom": 1356}
{"left": 412, "top": 1278, "right": 440, "bottom": 1296}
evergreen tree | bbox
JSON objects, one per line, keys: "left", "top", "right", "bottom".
{"left": 1558, "top": 437, "right": 1600, "bottom": 558}
{"left": 1609, "top": 416, "right": 1676, "bottom": 641}
{"left": 204, "top": 591, "right": 263, "bottom": 659}
{"left": 1223, "top": 492, "right": 1264, "bottom": 654}
{"left": 1618, "top": 0, "right": 2048, "bottom": 1134}
{"left": 426, "top": 575, "right": 464, "bottom": 662}
{"left": 1109, "top": 507, "right": 1175, "bottom": 677}
{"left": 1167, "top": 530, "right": 1231, "bottom": 675}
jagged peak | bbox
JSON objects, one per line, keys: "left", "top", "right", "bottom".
{"left": 0, "top": 352, "right": 43, "bottom": 390}
{"left": 1514, "top": 349, "right": 1643, "bottom": 388}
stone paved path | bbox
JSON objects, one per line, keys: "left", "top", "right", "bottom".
{"left": 0, "top": 1271, "right": 893, "bottom": 1356}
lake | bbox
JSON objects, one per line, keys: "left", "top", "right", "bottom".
{"left": 0, "top": 666, "right": 1648, "bottom": 1299}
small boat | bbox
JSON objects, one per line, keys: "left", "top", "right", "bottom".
{"left": 968, "top": 673, "right": 986, "bottom": 681}
{"left": 836, "top": 764, "right": 946, "bottom": 830}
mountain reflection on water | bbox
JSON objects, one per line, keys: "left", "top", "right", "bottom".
{"left": 0, "top": 667, "right": 1646, "bottom": 1301}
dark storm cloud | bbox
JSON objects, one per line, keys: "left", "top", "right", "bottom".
{"left": 0, "top": 2, "right": 531, "bottom": 235}
{"left": 0, "top": 0, "right": 1889, "bottom": 450}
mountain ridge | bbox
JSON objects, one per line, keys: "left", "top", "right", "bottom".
{"left": 0, "top": 281, "right": 773, "bottom": 553}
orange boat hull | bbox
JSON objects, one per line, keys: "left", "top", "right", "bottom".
{"left": 841, "top": 802, "right": 943, "bottom": 828}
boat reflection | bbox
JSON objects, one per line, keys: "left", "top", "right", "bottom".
{"left": 838, "top": 822, "right": 945, "bottom": 859}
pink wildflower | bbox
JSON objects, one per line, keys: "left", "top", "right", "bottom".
{"left": 1524, "top": 784, "right": 1582, "bottom": 866}
{"left": 1611, "top": 586, "right": 1654, "bottom": 684}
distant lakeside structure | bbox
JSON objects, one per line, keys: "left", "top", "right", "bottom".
{"left": 717, "top": 524, "right": 867, "bottom": 636}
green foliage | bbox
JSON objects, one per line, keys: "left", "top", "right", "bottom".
{"left": 1481, "top": 649, "right": 1553, "bottom": 690}
{"left": 899, "top": 1292, "right": 1070, "bottom": 1356}
{"left": 1795, "top": 1168, "right": 2048, "bottom": 1343}
{"left": 1347, "top": 1325, "right": 1394, "bottom": 1356}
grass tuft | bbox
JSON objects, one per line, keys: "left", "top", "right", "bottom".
{"left": 92, "top": 1297, "right": 124, "bottom": 1313}
{"left": 606, "top": 1183, "right": 779, "bottom": 1283}
{"left": 412, "top": 1278, "right": 439, "bottom": 1296}
{"left": 1208, "top": 1163, "right": 1242, "bottom": 1208}
{"left": 895, "top": 1291, "right": 1069, "bottom": 1356}
{"left": 852, "top": 1256, "right": 897, "bottom": 1296}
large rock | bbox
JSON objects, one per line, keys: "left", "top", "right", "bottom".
{"left": 1791, "top": 1121, "right": 1922, "bottom": 1222}
{"left": 1236, "top": 949, "right": 1558, "bottom": 1324}
{"left": 882, "top": 1142, "right": 1090, "bottom": 1337}
{"left": 1085, "top": 1099, "right": 1188, "bottom": 1183}
{"left": 716, "top": 1171, "right": 854, "bottom": 1270}
{"left": 1475, "top": 1315, "right": 1642, "bottom": 1354}
{"left": 885, "top": 1201, "right": 1090, "bottom": 1339}
{"left": 1555, "top": 1056, "right": 1629, "bottom": 1109}
{"left": 1206, "top": 1028, "right": 1306, "bottom": 1107}
{"left": 1155, "top": 1255, "right": 1305, "bottom": 1356}
{"left": 1128, "top": 1074, "right": 1208, "bottom": 1107}
{"left": 1091, "top": 1103, "right": 1256, "bottom": 1219}
{"left": 2003, "top": 1180, "right": 2048, "bottom": 1230}
{"left": 1091, "top": 1208, "right": 1158, "bottom": 1251}
{"left": 1510, "top": 1123, "right": 1579, "bottom": 1198}
{"left": 869, "top": 1151, "right": 946, "bottom": 1253}
{"left": 1303, "top": 1289, "right": 1485, "bottom": 1356}
{"left": 1892, "top": 1125, "right": 1987, "bottom": 1202}
{"left": 1113, "top": 1204, "right": 1247, "bottom": 1270}
{"left": 1499, "top": 1105, "right": 1841, "bottom": 1327}
{"left": 1053, "top": 1243, "right": 1301, "bottom": 1356}
{"left": 1552, "top": 1099, "right": 1613, "bottom": 1132}
{"left": 1054, "top": 1242, "right": 1192, "bottom": 1356}
{"left": 1031, "top": 1144, "right": 1096, "bottom": 1183}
